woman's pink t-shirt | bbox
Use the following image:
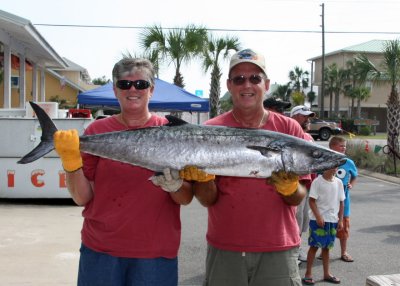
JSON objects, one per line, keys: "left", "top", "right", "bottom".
{"left": 80, "top": 115, "right": 181, "bottom": 258}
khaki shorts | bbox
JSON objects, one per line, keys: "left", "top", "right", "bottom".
{"left": 336, "top": 217, "right": 350, "bottom": 239}
{"left": 203, "top": 245, "right": 302, "bottom": 286}
{"left": 296, "top": 193, "right": 310, "bottom": 234}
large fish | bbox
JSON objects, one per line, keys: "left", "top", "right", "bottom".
{"left": 18, "top": 102, "right": 346, "bottom": 177}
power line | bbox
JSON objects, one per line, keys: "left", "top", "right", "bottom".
{"left": 33, "top": 23, "right": 400, "bottom": 35}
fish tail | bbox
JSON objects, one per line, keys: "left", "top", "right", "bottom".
{"left": 17, "top": 102, "right": 58, "bottom": 164}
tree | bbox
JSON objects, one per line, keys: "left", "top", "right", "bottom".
{"left": 220, "top": 92, "right": 233, "bottom": 113}
{"left": 323, "top": 65, "right": 335, "bottom": 118}
{"left": 291, "top": 90, "right": 305, "bottom": 105}
{"left": 343, "top": 59, "right": 358, "bottom": 118}
{"left": 139, "top": 24, "right": 208, "bottom": 88}
{"left": 50, "top": 95, "right": 69, "bottom": 109}
{"left": 307, "top": 90, "right": 316, "bottom": 106}
{"left": 121, "top": 50, "right": 161, "bottom": 78}
{"left": 323, "top": 63, "right": 347, "bottom": 118}
{"left": 353, "top": 40, "right": 400, "bottom": 152}
{"left": 381, "top": 40, "right": 400, "bottom": 152}
{"left": 344, "top": 56, "right": 376, "bottom": 118}
{"left": 201, "top": 35, "right": 240, "bottom": 118}
{"left": 288, "top": 66, "right": 309, "bottom": 93}
{"left": 92, "top": 76, "right": 110, "bottom": 85}
{"left": 272, "top": 83, "right": 291, "bottom": 101}
{"left": 352, "top": 86, "right": 371, "bottom": 117}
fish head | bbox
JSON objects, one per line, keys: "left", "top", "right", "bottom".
{"left": 274, "top": 139, "right": 347, "bottom": 175}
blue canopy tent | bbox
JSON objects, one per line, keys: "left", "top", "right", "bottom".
{"left": 78, "top": 78, "right": 209, "bottom": 112}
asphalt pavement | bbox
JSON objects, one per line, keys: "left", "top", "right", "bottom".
{"left": 0, "top": 173, "right": 399, "bottom": 286}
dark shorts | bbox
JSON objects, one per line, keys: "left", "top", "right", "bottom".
{"left": 308, "top": 220, "right": 338, "bottom": 249}
{"left": 78, "top": 244, "right": 178, "bottom": 286}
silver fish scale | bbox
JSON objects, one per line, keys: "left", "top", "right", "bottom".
{"left": 79, "top": 124, "right": 346, "bottom": 178}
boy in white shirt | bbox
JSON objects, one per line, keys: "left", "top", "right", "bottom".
{"left": 302, "top": 168, "right": 345, "bottom": 285}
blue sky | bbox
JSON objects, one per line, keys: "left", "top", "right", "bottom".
{"left": 2, "top": 0, "right": 400, "bottom": 97}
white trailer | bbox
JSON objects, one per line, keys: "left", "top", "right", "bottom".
{"left": 0, "top": 105, "right": 92, "bottom": 198}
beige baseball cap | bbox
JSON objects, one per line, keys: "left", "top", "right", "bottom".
{"left": 229, "top": 49, "right": 267, "bottom": 76}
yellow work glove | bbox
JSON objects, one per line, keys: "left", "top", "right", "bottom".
{"left": 54, "top": 129, "right": 83, "bottom": 172}
{"left": 179, "top": 166, "right": 215, "bottom": 182}
{"left": 268, "top": 171, "right": 299, "bottom": 196}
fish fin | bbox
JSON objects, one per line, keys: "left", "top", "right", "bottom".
{"left": 165, "top": 115, "right": 188, "bottom": 126}
{"left": 247, "top": 145, "right": 281, "bottom": 156}
{"left": 17, "top": 102, "right": 58, "bottom": 164}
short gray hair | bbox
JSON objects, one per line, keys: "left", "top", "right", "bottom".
{"left": 112, "top": 58, "right": 155, "bottom": 86}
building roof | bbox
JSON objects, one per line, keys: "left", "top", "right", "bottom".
{"left": 46, "top": 68, "right": 87, "bottom": 92}
{"left": 0, "top": 9, "right": 67, "bottom": 68}
{"left": 54, "top": 57, "right": 92, "bottom": 83}
{"left": 341, "top": 39, "right": 386, "bottom": 53}
{"left": 58, "top": 57, "right": 87, "bottom": 71}
{"left": 308, "top": 39, "right": 388, "bottom": 61}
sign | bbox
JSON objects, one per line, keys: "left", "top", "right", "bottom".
{"left": 195, "top": 90, "right": 203, "bottom": 97}
{"left": 0, "top": 157, "right": 71, "bottom": 199}
{"left": 354, "top": 119, "right": 379, "bottom": 126}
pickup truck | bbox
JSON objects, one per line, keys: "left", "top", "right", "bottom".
{"left": 308, "top": 118, "right": 342, "bottom": 141}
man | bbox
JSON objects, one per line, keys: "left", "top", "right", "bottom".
{"left": 290, "top": 105, "right": 316, "bottom": 263}
{"left": 192, "top": 49, "right": 310, "bottom": 286}
{"left": 263, "top": 97, "right": 291, "bottom": 114}
{"left": 290, "top": 105, "right": 315, "bottom": 135}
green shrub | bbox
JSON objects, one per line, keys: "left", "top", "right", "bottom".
{"left": 341, "top": 119, "right": 356, "bottom": 133}
{"left": 346, "top": 141, "right": 395, "bottom": 174}
{"left": 359, "top": 126, "right": 371, "bottom": 136}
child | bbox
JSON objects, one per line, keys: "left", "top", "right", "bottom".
{"left": 302, "top": 167, "right": 345, "bottom": 285}
{"left": 329, "top": 136, "right": 358, "bottom": 262}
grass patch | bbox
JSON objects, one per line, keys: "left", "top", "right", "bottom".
{"left": 341, "top": 132, "right": 387, "bottom": 140}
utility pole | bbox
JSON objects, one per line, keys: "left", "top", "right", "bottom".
{"left": 320, "top": 3, "right": 325, "bottom": 119}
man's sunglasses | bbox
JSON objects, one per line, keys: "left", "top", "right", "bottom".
{"left": 116, "top": 80, "right": 151, "bottom": 90}
{"left": 229, "top": 75, "right": 263, "bottom": 86}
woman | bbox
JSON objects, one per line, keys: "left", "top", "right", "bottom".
{"left": 54, "top": 58, "right": 193, "bottom": 286}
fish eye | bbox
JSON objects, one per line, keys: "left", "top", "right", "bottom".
{"left": 336, "top": 168, "right": 347, "bottom": 179}
{"left": 312, "top": 150, "right": 322, "bottom": 158}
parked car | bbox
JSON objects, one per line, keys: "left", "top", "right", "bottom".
{"left": 308, "top": 118, "right": 342, "bottom": 141}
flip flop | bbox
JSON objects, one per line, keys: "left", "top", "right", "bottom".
{"left": 341, "top": 253, "right": 354, "bottom": 262}
{"left": 324, "top": 275, "right": 341, "bottom": 284}
{"left": 302, "top": 277, "right": 315, "bottom": 285}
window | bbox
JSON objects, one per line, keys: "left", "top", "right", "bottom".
{"left": 11, "top": 76, "right": 19, "bottom": 88}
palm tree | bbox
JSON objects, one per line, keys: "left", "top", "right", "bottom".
{"left": 353, "top": 40, "right": 400, "bottom": 152}
{"left": 139, "top": 24, "right": 208, "bottom": 88}
{"left": 382, "top": 40, "right": 400, "bottom": 152}
{"left": 323, "top": 65, "right": 335, "bottom": 118}
{"left": 324, "top": 63, "right": 347, "bottom": 118}
{"left": 288, "top": 66, "right": 309, "bottom": 93}
{"left": 201, "top": 35, "right": 240, "bottom": 118}
{"left": 352, "top": 86, "right": 371, "bottom": 117}
{"left": 307, "top": 91, "right": 316, "bottom": 106}
{"left": 272, "top": 83, "right": 291, "bottom": 101}
{"left": 344, "top": 56, "right": 377, "bottom": 118}
{"left": 344, "top": 59, "right": 358, "bottom": 118}
{"left": 122, "top": 50, "right": 161, "bottom": 78}
{"left": 334, "top": 68, "right": 347, "bottom": 117}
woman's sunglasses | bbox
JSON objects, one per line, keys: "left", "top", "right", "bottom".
{"left": 116, "top": 80, "right": 151, "bottom": 90}
{"left": 229, "top": 75, "right": 263, "bottom": 86}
